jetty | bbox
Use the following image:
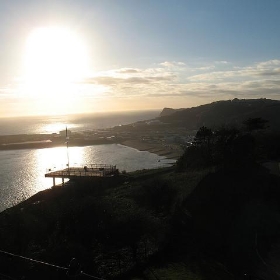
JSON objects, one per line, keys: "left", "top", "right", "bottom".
{"left": 45, "top": 164, "right": 118, "bottom": 186}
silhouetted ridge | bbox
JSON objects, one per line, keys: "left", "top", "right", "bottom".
{"left": 159, "top": 107, "right": 185, "bottom": 117}
{"left": 159, "top": 99, "right": 280, "bottom": 130}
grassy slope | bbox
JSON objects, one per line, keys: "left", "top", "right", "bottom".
{"left": 0, "top": 163, "right": 279, "bottom": 279}
{"left": 0, "top": 167, "right": 218, "bottom": 279}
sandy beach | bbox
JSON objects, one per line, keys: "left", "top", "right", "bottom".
{"left": 121, "top": 139, "right": 183, "bottom": 160}
{"left": 0, "top": 134, "right": 183, "bottom": 160}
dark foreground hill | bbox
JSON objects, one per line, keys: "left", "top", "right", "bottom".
{"left": 159, "top": 98, "right": 280, "bottom": 130}
{"left": 1, "top": 162, "right": 280, "bottom": 279}
{"left": 1, "top": 112, "right": 280, "bottom": 279}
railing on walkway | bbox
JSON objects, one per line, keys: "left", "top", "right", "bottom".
{"left": 45, "top": 164, "right": 118, "bottom": 178}
{"left": 0, "top": 249, "right": 106, "bottom": 279}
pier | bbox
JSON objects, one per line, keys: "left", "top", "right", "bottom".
{"left": 45, "top": 164, "right": 118, "bottom": 186}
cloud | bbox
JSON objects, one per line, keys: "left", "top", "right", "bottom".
{"left": 215, "top": 60, "right": 229, "bottom": 64}
{"left": 177, "top": 79, "right": 280, "bottom": 99}
{"left": 3, "top": 58, "right": 280, "bottom": 117}
{"left": 78, "top": 59, "right": 280, "bottom": 104}
{"left": 84, "top": 74, "right": 176, "bottom": 86}
{"left": 188, "top": 60, "right": 280, "bottom": 82}
{"left": 115, "top": 68, "right": 140, "bottom": 74}
{"left": 160, "top": 61, "right": 186, "bottom": 67}
{"left": 255, "top": 69, "right": 280, "bottom": 76}
{"left": 256, "top": 60, "right": 280, "bottom": 68}
{"left": 193, "top": 65, "right": 216, "bottom": 71}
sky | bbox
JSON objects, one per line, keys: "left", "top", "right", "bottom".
{"left": 1, "top": 0, "right": 280, "bottom": 117}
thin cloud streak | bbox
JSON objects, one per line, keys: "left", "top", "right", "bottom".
{"left": 78, "top": 60, "right": 280, "bottom": 103}
{"left": 188, "top": 60, "right": 280, "bottom": 81}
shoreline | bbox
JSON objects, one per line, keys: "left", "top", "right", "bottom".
{"left": 120, "top": 139, "right": 182, "bottom": 160}
{"left": 0, "top": 139, "right": 183, "bottom": 160}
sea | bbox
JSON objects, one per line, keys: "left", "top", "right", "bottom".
{"left": 0, "top": 110, "right": 176, "bottom": 212}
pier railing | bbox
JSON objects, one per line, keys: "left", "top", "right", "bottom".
{"left": 45, "top": 164, "right": 118, "bottom": 178}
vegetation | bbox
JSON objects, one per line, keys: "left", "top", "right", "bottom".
{"left": 0, "top": 117, "right": 280, "bottom": 279}
{"left": 177, "top": 117, "right": 280, "bottom": 171}
{"left": 159, "top": 98, "right": 280, "bottom": 131}
{"left": 0, "top": 169, "right": 210, "bottom": 279}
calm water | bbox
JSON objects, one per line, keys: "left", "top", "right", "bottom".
{"left": 0, "top": 110, "right": 160, "bottom": 135}
{"left": 0, "top": 110, "right": 175, "bottom": 212}
{"left": 0, "top": 144, "right": 175, "bottom": 213}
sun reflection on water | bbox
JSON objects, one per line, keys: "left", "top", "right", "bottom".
{"left": 40, "top": 123, "right": 80, "bottom": 134}
{"left": 34, "top": 146, "right": 86, "bottom": 192}
{"left": 0, "top": 145, "right": 176, "bottom": 212}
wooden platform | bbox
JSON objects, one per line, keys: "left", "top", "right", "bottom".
{"left": 45, "top": 164, "right": 118, "bottom": 186}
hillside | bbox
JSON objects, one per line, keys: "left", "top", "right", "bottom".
{"left": 1, "top": 163, "right": 280, "bottom": 279}
{"left": 0, "top": 168, "right": 218, "bottom": 280}
{"left": 1, "top": 104, "right": 280, "bottom": 279}
{"left": 159, "top": 99, "right": 280, "bottom": 130}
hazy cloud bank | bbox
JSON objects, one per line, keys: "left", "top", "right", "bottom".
{"left": 81, "top": 60, "right": 280, "bottom": 102}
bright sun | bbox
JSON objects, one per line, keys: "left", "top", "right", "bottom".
{"left": 24, "top": 27, "right": 89, "bottom": 88}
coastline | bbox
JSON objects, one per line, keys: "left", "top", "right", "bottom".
{"left": 0, "top": 139, "right": 183, "bottom": 160}
{"left": 121, "top": 139, "right": 182, "bottom": 160}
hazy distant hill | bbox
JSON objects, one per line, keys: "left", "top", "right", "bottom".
{"left": 159, "top": 98, "right": 280, "bottom": 130}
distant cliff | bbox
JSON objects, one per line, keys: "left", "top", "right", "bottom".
{"left": 159, "top": 98, "right": 280, "bottom": 130}
{"left": 159, "top": 107, "right": 184, "bottom": 117}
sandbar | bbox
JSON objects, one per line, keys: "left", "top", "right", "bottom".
{"left": 121, "top": 139, "right": 183, "bottom": 159}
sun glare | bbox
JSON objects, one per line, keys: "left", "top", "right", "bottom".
{"left": 24, "top": 27, "right": 89, "bottom": 89}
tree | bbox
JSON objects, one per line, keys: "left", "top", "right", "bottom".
{"left": 214, "top": 126, "right": 239, "bottom": 163}
{"left": 194, "top": 126, "right": 213, "bottom": 145}
{"left": 243, "top": 118, "right": 268, "bottom": 132}
{"left": 176, "top": 126, "right": 214, "bottom": 171}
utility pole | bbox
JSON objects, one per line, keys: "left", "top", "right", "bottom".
{"left": 66, "top": 126, "right": 70, "bottom": 174}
